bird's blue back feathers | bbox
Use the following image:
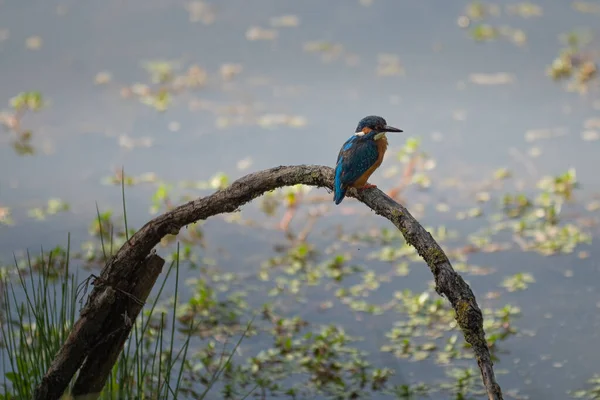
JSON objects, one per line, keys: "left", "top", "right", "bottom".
{"left": 333, "top": 157, "right": 346, "bottom": 204}
{"left": 333, "top": 134, "right": 379, "bottom": 204}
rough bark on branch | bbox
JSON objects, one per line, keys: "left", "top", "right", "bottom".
{"left": 33, "top": 254, "right": 164, "bottom": 400}
{"left": 71, "top": 253, "right": 164, "bottom": 397}
{"left": 35, "top": 164, "right": 503, "bottom": 400}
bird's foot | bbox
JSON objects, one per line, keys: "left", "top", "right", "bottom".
{"left": 359, "top": 183, "right": 377, "bottom": 191}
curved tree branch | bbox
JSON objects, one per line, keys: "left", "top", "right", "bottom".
{"left": 35, "top": 164, "right": 503, "bottom": 400}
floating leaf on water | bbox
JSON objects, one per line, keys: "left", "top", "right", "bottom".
{"left": 215, "top": 116, "right": 230, "bottom": 129}
{"left": 547, "top": 53, "right": 574, "bottom": 80}
{"left": 436, "top": 203, "right": 450, "bottom": 213}
{"left": 584, "top": 117, "right": 600, "bottom": 129}
{"left": 246, "top": 26, "right": 277, "bottom": 41}
{"left": 573, "top": 1, "right": 600, "bottom": 14}
{"left": 457, "top": 15, "right": 470, "bottom": 28}
{"left": 579, "top": 250, "right": 590, "bottom": 259}
{"left": 423, "top": 158, "right": 437, "bottom": 170}
{"left": 28, "top": 207, "right": 46, "bottom": 221}
{"left": 506, "top": 2, "right": 543, "bottom": 18}
{"left": 547, "top": 31, "right": 597, "bottom": 90}
{"left": 210, "top": 172, "right": 230, "bottom": 189}
{"left": 94, "top": 71, "right": 112, "bottom": 85}
{"left": 236, "top": 157, "right": 253, "bottom": 171}
{"left": 0, "top": 207, "right": 13, "bottom": 225}
{"left": 475, "top": 191, "right": 491, "bottom": 203}
{"left": 412, "top": 173, "right": 431, "bottom": 189}
{"left": 118, "top": 135, "right": 154, "bottom": 150}
{"left": 468, "top": 207, "right": 483, "bottom": 218}
{"left": 570, "top": 374, "right": 600, "bottom": 398}
{"left": 142, "top": 60, "right": 179, "bottom": 84}
{"left": 185, "top": 1, "right": 216, "bottom": 24}
{"left": 304, "top": 41, "right": 336, "bottom": 52}
{"left": 130, "top": 83, "right": 150, "bottom": 97}
{"left": 10, "top": 91, "right": 45, "bottom": 112}
{"left": 528, "top": 147, "right": 542, "bottom": 157}
{"left": 536, "top": 168, "right": 578, "bottom": 198}
{"left": 1, "top": 112, "right": 17, "bottom": 128}
{"left": 145, "top": 90, "right": 171, "bottom": 112}
{"left": 181, "top": 65, "right": 208, "bottom": 88}
{"left": 395, "top": 262, "right": 410, "bottom": 276}
{"left": 412, "top": 351, "right": 429, "bottom": 361}
{"left": 257, "top": 113, "right": 307, "bottom": 128}
{"left": 466, "top": 1, "right": 487, "bottom": 19}
{"left": 376, "top": 54, "right": 404, "bottom": 77}
{"left": 560, "top": 29, "right": 592, "bottom": 48}
{"left": 469, "top": 72, "right": 514, "bottom": 85}
{"left": 417, "top": 292, "right": 429, "bottom": 305}
{"left": 494, "top": 168, "right": 511, "bottom": 180}
{"left": 319, "top": 301, "right": 333, "bottom": 310}
{"left": 503, "top": 27, "right": 527, "bottom": 46}
{"left": 270, "top": 15, "right": 300, "bottom": 28}
{"left": 303, "top": 41, "right": 344, "bottom": 63}
{"left": 382, "top": 166, "right": 399, "bottom": 178}
{"left": 219, "top": 63, "right": 243, "bottom": 81}
{"left": 485, "top": 291, "right": 501, "bottom": 299}
{"left": 577, "top": 61, "right": 597, "bottom": 85}
{"left": 102, "top": 171, "right": 157, "bottom": 186}
{"left": 582, "top": 130, "right": 600, "bottom": 141}
{"left": 501, "top": 273, "right": 535, "bottom": 292}
{"left": 25, "top": 36, "right": 42, "bottom": 50}
{"left": 586, "top": 201, "right": 600, "bottom": 211}
{"left": 470, "top": 24, "right": 498, "bottom": 41}
{"left": 524, "top": 128, "right": 566, "bottom": 142}
{"left": 47, "top": 198, "right": 69, "bottom": 215}
{"left": 120, "top": 87, "right": 132, "bottom": 98}
{"left": 168, "top": 121, "right": 181, "bottom": 132}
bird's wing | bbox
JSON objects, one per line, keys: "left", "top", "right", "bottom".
{"left": 335, "top": 138, "right": 379, "bottom": 186}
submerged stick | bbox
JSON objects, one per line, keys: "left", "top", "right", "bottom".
{"left": 35, "top": 164, "right": 503, "bottom": 400}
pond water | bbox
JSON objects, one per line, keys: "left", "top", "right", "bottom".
{"left": 1, "top": 0, "right": 600, "bottom": 399}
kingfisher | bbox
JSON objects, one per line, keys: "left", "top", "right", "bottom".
{"left": 333, "top": 115, "right": 403, "bottom": 205}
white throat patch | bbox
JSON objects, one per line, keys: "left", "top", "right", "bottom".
{"left": 354, "top": 131, "right": 387, "bottom": 139}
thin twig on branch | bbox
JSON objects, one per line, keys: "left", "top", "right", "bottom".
{"left": 35, "top": 164, "right": 503, "bottom": 400}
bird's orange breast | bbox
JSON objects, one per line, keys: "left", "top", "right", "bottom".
{"left": 350, "top": 135, "right": 388, "bottom": 188}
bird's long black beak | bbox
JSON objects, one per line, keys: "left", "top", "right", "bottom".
{"left": 383, "top": 125, "right": 403, "bottom": 133}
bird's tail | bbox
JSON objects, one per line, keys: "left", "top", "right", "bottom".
{"left": 333, "top": 180, "right": 346, "bottom": 205}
